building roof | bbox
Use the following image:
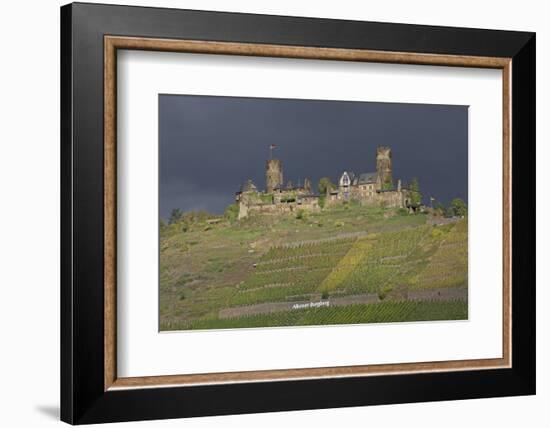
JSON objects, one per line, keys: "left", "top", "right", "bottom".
{"left": 342, "top": 171, "right": 355, "bottom": 181}
{"left": 354, "top": 172, "right": 378, "bottom": 184}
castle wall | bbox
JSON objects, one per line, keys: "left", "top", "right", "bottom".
{"left": 244, "top": 199, "right": 320, "bottom": 217}
{"left": 237, "top": 201, "right": 249, "bottom": 219}
{"left": 376, "top": 190, "right": 408, "bottom": 208}
{"left": 239, "top": 186, "right": 408, "bottom": 219}
{"left": 327, "top": 186, "right": 409, "bottom": 209}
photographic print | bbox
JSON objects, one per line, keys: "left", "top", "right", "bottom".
{"left": 159, "top": 95, "right": 468, "bottom": 331}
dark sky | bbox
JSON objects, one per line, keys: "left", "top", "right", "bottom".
{"left": 159, "top": 94, "right": 468, "bottom": 219}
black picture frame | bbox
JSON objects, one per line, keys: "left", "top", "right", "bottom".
{"left": 61, "top": 2, "right": 535, "bottom": 424}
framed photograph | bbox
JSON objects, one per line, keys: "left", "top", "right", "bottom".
{"left": 61, "top": 2, "right": 535, "bottom": 424}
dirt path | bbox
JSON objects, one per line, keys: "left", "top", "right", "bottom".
{"left": 218, "top": 286, "right": 467, "bottom": 319}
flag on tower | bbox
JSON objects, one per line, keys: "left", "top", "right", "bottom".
{"left": 269, "top": 144, "right": 277, "bottom": 159}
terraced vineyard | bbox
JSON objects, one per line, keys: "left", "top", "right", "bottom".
{"left": 164, "top": 300, "right": 468, "bottom": 331}
{"left": 160, "top": 205, "right": 468, "bottom": 331}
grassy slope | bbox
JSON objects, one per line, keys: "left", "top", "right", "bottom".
{"left": 160, "top": 205, "right": 467, "bottom": 331}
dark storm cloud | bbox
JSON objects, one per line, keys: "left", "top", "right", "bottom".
{"left": 159, "top": 94, "right": 468, "bottom": 219}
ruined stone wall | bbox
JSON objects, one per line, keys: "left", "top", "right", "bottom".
{"left": 327, "top": 186, "right": 408, "bottom": 209}
{"left": 239, "top": 194, "right": 320, "bottom": 218}
{"left": 239, "top": 188, "right": 407, "bottom": 218}
{"left": 376, "top": 190, "right": 408, "bottom": 208}
{"left": 237, "top": 200, "right": 249, "bottom": 219}
{"left": 298, "top": 197, "right": 320, "bottom": 211}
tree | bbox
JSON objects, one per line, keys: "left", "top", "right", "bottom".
{"left": 169, "top": 208, "right": 183, "bottom": 224}
{"left": 433, "top": 201, "right": 445, "bottom": 217}
{"left": 409, "top": 177, "right": 422, "bottom": 208}
{"left": 450, "top": 198, "right": 467, "bottom": 217}
{"left": 318, "top": 177, "right": 336, "bottom": 195}
{"left": 224, "top": 203, "right": 239, "bottom": 221}
{"left": 381, "top": 182, "right": 393, "bottom": 191}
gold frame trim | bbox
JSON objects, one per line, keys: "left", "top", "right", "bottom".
{"left": 104, "top": 36, "right": 512, "bottom": 391}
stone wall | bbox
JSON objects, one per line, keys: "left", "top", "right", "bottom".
{"left": 238, "top": 192, "right": 320, "bottom": 219}
{"left": 326, "top": 187, "right": 410, "bottom": 209}
{"left": 376, "top": 190, "right": 409, "bottom": 208}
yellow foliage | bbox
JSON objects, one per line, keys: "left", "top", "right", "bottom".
{"left": 318, "top": 237, "right": 373, "bottom": 293}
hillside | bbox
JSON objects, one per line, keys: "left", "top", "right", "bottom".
{"left": 160, "top": 204, "right": 467, "bottom": 331}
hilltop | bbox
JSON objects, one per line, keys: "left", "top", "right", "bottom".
{"left": 160, "top": 203, "right": 467, "bottom": 331}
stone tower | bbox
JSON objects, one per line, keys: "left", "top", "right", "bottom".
{"left": 376, "top": 146, "right": 393, "bottom": 188}
{"left": 266, "top": 159, "right": 283, "bottom": 193}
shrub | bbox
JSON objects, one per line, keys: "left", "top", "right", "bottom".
{"left": 318, "top": 177, "right": 336, "bottom": 195}
{"left": 224, "top": 203, "right": 239, "bottom": 221}
{"left": 430, "top": 227, "right": 445, "bottom": 238}
{"left": 295, "top": 209, "right": 307, "bottom": 220}
{"left": 450, "top": 198, "right": 468, "bottom": 217}
{"left": 169, "top": 208, "right": 183, "bottom": 224}
{"left": 260, "top": 193, "right": 274, "bottom": 204}
{"left": 378, "top": 285, "right": 393, "bottom": 300}
{"left": 409, "top": 177, "right": 422, "bottom": 208}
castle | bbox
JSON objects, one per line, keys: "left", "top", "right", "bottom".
{"left": 235, "top": 147, "right": 413, "bottom": 219}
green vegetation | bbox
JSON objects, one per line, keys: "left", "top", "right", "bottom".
{"left": 409, "top": 218, "right": 468, "bottom": 289}
{"left": 317, "top": 177, "right": 336, "bottom": 195}
{"left": 409, "top": 177, "right": 422, "bottom": 208}
{"left": 260, "top": 193, "right": 274, "bottom": 204}
{"left": 224, "top": 203, "right": 239, "bottom": 221}
{"left": 160, "top": 202, "right": 467, "bottom": 331}
{"left": 169, "top": 208, "right": 183, "bottom": 224}
{"left": 280, "top": 193, "right": 296, "bottom": 203}
{"left": 160, "top": 300, "right": 467, "bottom": 331}
{"left": 295, "top": 209, "right": 308, "bottom": 220}
{"left": 449, "top": 198, "right": 468, "bottom": 217}
{"left": 433, "top": 201, "right": 446, "bottom": 217}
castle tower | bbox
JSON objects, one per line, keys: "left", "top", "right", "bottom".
{"left": 376, "top": 146, "right": 393, "bottom": 188}
{"left": 266, "top": 159, "right": 283, "bottom": 193}
{"left": 304, "top": 178, "right": 312, "bottom": 193}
